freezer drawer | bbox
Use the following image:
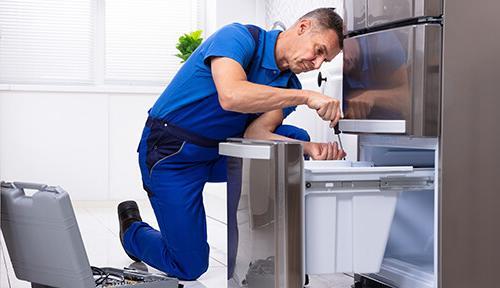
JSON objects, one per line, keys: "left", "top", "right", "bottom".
{"left": 345, "top": 0, "right": 442, "bottom": 32}
{"left": 303, "top": 161, "right": 434, "bottom": 274}
{"left": 342, "top": 24, "right": 442, "bottom": 136}
{"left": 220, "top": 140, "right": 435, "bottom": 287}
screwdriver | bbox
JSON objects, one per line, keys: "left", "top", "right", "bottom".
{"left": 333, "top": 122, "right": 345, "bottom": 160}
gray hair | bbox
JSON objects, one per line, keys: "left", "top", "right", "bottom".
{"left": 298, "top": 8, "right": 343, "bottom": 49}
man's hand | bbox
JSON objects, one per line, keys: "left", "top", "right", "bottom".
{"left": 345, "top": 90, "right": 376, "bottom": 119}
{"left": 305, "top": 91, "right": 341, "bottom": 127}
{"left": 303, "top": 142, "right": 346, "bottom": 160}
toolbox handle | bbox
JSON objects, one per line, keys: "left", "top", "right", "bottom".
{"left": 12, "top": 182, "right": 61, "bottom": 194}
{"left": 13, "top": 182, "right": 48, "bottom": 191}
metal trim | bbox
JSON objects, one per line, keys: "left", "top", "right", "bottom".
{"left": 339, "top": 119, "right": 406, "bottom": 134}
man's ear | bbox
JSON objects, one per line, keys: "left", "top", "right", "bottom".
{"left": 297, "top": 19, "right": 312, "bottom": 36}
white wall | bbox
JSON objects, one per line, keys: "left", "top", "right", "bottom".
{"left": 205, "top": 0, "right": 265, "bottom": 35}
{"left": 264, "top": 0, "right": 343, "bottom": 28}
{"left": 0, "top": 89, "right": 158, "bottom": 200}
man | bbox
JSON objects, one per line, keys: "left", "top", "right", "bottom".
{"left": 117, "top": 8, "right": 345, "bottom": 281}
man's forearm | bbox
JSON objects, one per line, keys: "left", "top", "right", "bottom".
{"left": 368, "top": 85, "right": 410, "bottom": 113}
{"left": 244, "top": 128, "right": 299, "bottom": 142}
{"left": 219, "top": 80, "right": 309, "bottom": 113}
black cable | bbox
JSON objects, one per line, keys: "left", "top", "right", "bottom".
{"left": 92, "top": 266, "right": 130, "bottom": 287}
{"left": 96, "top": 274, "right": 108, "bottom": 286}
{"left": 91, "top": 266, "right": 105, "bottom": 276}
{"left": 92, "top": 266, "right": 110, "bottom": 287}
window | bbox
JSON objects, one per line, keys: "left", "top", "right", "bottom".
{"left": 0, "top": 0, "right": 94, "bottom": 84}
{"left": 105, "top": 0, "right": 200, "bottom": 85}
{"left": 0, "top": 0, "right": 202, "bottom": 86}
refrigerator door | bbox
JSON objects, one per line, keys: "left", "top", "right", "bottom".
{"left": 220, "top": 139, "right": 304, "bottom": 288}
{"left": 345, "top": 0, "right": 442, "bottom": 32}
{"left": 342, "top": 24, "right": 441, "bottom": 136}
{"left": 344, "top": 0, "right": 367, "bottom": 32}
{"left": 368, "top": 0, "right": 442, "bottom": 27}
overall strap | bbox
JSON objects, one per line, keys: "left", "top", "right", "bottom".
{"left": 244, "top": 24, "right": 260, "bottom": 74}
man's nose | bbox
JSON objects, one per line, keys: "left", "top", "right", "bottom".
{"left": 313, "top": 57, "right": 324, "bottom": 69}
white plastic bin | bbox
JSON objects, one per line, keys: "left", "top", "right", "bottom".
{"left": 303, "top": 161, "right": 433, "bottom": 274}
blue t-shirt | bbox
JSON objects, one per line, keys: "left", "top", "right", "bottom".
{"left": 149, "top": 23, "right": 302, "bottom": 140}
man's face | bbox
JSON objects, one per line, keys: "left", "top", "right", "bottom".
{"left": 288, "top": 21, "right": 342, "bottom": 74}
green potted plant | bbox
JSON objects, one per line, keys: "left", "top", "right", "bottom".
{"left": 175, "top": 30, "right": 203, "bottom": 63}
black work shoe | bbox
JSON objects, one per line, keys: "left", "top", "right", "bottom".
{"left": 118, "top": 200, "right": 143, "bottom": 262}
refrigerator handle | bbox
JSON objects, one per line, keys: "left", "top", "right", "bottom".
{"left": 219, "top": 142, "right": 273, "bottom": 160}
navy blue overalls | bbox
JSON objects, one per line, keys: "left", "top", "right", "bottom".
{"left": 123, "top": 23, "right": 310, "bottom": 281}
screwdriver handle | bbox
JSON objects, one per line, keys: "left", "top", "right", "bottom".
{"left": 333, "top": 122, "right": 341, "bottom": 135}
{"left": 332, "top": 123, "right": 345, "bottom": 160}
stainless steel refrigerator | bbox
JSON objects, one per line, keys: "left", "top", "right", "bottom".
{"left": 220, "top": 0, "right": 500, "bottom": 287}
{"left": 342, "top": 0, "right": 500, "bottom": 287}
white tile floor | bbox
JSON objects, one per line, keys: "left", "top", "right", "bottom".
{"left": 0, "top": 183, "right": 353, "bottom": 288}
